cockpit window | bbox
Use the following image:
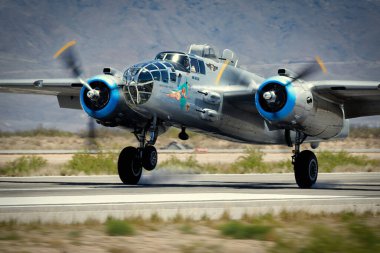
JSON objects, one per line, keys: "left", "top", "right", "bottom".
{"left": 157, "top": 53, "right": 190, "bottom": 72}
{"left": 155, "top": 53, "right": 165, "bottom": 60}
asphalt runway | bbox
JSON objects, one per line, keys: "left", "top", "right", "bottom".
{"left": 0, "top": 172, "right": 379, "bottom": 223}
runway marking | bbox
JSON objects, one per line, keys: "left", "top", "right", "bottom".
{"left": 0, "top": 193, "right": 353, "bottom": 207}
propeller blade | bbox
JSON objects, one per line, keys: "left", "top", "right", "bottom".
{"left": 87, "top": 117, "right": 98, "bottom": 150}
{"left": 54, "top": 40, "right": 99, "bottom": 100}
{"left": 293, "top": 56, "right": 328, "bottom": 80}
{"left": 53, "top": 40, "right": 83, "bottom": 78}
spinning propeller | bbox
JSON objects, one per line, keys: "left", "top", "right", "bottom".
{"left": 53, "top": 40, "right": 100, "bottom": 101}
{"left": 54, "top": 41, "right": 99, "bottom": 149}
{"left": 261, "top": 56, "right": 327, "bottom": 110}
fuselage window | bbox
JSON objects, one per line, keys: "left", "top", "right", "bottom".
{"left": 199, "top": 60, "right": 206, "bottom": 75}
{"left": 170, "top": 72, "right": 176, "bottom": 83}
{"left": 190, "top": 57, "right": 200, "bottom": 73}
{"left": 161, "top": 71, "right": 169, "bottom": 83}
{"left": 151, "top": 71, "right": 160, "bottom": 81}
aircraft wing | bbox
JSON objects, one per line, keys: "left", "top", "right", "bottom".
{"left": 311, "top": 80, "right": 380, "bottom": 118}
{"left": 0, "top": 78, "right": 83, "bottom": 109}
{"left": 0, "top": 78, "right": 82, "bottom": 96}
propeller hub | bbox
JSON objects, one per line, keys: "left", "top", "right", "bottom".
{"left": 263, "top": 90, "right": 277, "bottom": 103}
{"left": 87, "top": 89, "right": 100, "bottom": 101}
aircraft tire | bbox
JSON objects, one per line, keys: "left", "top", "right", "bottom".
{"left": 294, "top": 150, "right": 318, "bottom": 188}
{"left": 142, "top": 145, "right": 158, "bottom": 171}
{"left": 118, "top": 146, "right": 142, "bottom": 185}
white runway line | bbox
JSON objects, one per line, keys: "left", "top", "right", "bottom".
{"left": 0, "top": 193, "right": 353, "bottom": 207}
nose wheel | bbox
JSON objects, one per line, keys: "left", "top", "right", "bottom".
{"left": 117, "top": 120, "right": 159, "bottom": 185}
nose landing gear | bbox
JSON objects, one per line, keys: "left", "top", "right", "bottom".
{"left": 292, "top": 131, "right": 319, "bottom": 188}
{"left": 117, "top": 120, "right": 159, "bottom": 185}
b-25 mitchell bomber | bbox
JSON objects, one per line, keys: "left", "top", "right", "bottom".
{"left": 1, "top": 41, "right": 379, "bottom": 188}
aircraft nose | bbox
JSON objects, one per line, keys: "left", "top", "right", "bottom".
{"left": 124, "top": 67, "right": 154, "bottom": 105}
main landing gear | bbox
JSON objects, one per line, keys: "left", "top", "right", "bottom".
{"left": 118, "top": 122, "right": 158, "bottom": 185}
{"left": 291, "top": 131, "right": 318, "bottom": 188}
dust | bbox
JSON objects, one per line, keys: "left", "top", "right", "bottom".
{"left": 139, "top": 168, "right": 199, "bottom": 185}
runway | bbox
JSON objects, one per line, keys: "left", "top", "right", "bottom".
{"left": 0, "top": 172, "right": 379, "bottom": 223}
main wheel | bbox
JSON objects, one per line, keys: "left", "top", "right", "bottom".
{"left": 118, "top": 146, "right": 142, "bottom": 185}
{"left": 294, "top": 150, "right": 318, "bottom": 188}
{"left": 142, "top": 145, "right": 158, "bottom": 171}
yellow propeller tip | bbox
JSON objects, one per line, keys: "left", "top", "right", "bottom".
{"left": 53, "top": 40, "right": 77, "bottom": 59}
{"left": 315, "top": 56, "right": 327, "bottom": 74}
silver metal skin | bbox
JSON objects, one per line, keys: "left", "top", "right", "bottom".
{"left": 0, "top": 44, "right": 379, "bottom": 146}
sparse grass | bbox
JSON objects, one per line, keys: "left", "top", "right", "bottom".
{"left": 105, "top": 218, "right": 135, "bottom": 236}
{"left": 0, "top": 126, "right": 74, "bottom": 137}
{"left": 179, "top": 223, "right": 197, "bottom": 234}
{"left": 67, "top": 230, "right": 81, "bottom": 239}
{"left": 0, "top": 211, "right": 378, "bottom": 253}
{"left": 318, "top": 150, "right": 380, "bottom": 172}
{"left": 350, "top": 127, "right": 380, "bottom": 138}
{"left": 158, "top": 149, "right": 380, "bottom": 174}
{"left": 62, "top": 152, "right": 117, "bottom": 175}
{"left": 2, "top": 148, "right": 379, "bottom": 177}
{"left": 0, "top": 155, "right": 47, "bottom": 176}
{"left": 219, "top": 221, "right": 273, "bottom": 240}
{"left": 271, "top": 222, "right": 380, "bottom": 253}
{"left": 0, "top": 232, "right": 21, "bottom": 241}
{"left": 159, "top": 155, "right": 203, "bottom": 172}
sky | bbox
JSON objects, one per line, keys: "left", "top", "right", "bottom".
{"left": 0, "top": 0, "right": 379, "bottom": 131}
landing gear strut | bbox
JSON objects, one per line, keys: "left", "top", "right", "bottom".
{"left": 292, "top": 131, "right": 318, "bottom": 188}
{"left": 117, "top": 119, "right": 159, "bottom": 185}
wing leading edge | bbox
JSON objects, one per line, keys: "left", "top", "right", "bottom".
{"left": 0, "top": 78, "right": 83, "bottom": 109}
{"left": 311, "top": 80, "right": 380, "bottom": 118}
{"left": 0, "top": 78, "right": 82, "bottom": 96}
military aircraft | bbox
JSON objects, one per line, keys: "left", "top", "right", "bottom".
{"left": 1, "top": 41, "right": 379, "bottom": 188}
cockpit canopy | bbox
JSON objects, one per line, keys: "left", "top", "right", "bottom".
{"left": 188, "top": 44, "right": 219, "bottom": 60}
{"left": 188, "top": 44, "right": 239, "bottom": 67}
{"left": 123, "top": 60, "right": 178, "bottom": 105}
{"left": 155, "top": 52, "right": 190, "bottom": 72}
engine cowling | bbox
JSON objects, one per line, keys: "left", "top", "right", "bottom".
{"left": 80, "top": 75, "right": 131, "bottom": 126}
{"left": 255, "top": 76, "right": 345, "bottom": 139}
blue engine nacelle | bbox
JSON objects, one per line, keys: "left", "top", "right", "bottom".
{"left": 255, "top": 76, "right": 345, "bottom": 139}
{"left": 80, "top": 75, "right": 133, "bottom": 127}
